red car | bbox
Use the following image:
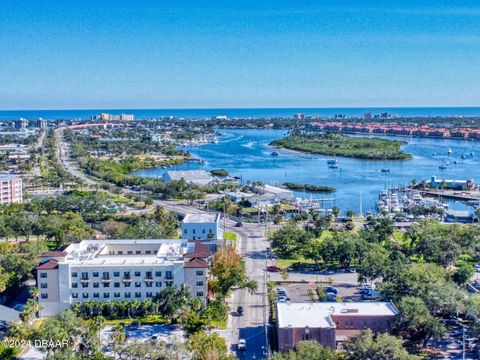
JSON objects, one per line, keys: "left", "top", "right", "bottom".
{"left": 266, "top": 265, "right": 282, "bottom": 272}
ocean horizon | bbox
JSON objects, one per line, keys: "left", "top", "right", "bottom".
{"left": 2, "top": 106, "right": 480, "bottom": 121}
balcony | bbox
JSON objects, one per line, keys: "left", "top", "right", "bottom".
{"left": 101, "top": 278, "right": 111, "bottom": 283}
{"left": 122, "top": 277, "right": 132, "bottom": 282}
{"left": 80, "top": 278, "right": 90, "bottom": 283}
{"left": 144, "top": 277, "right": 154, "bottom": 282}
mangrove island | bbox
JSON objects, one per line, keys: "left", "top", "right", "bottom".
{"left": 270, "top": 133, "right": 412, "bottom": 160}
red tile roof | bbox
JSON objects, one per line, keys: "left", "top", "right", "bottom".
{"left": 184, "top": 258, "right": 208, "bottom": 268}
{"left": 41, "top": 251, "right": 67, "bottom": 257}
{"left": 184, "top": 242, "right": 210, "bottom": 258}
{"left": 36, "top": 259, "right": 59, "bottom": 270}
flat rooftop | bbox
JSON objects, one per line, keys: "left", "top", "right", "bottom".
{"left": 277, "top": 302, "right": 398, "bottom": 329}
{"left": 183, "top": 213, "right": 219, "bottom": 223}
{"left": 62, "top": 239, "right": 188, "bottom": 267}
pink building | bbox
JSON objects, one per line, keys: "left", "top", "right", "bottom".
{"left": 276, "top": 302, "right": 397, "bottom": 351}
{"left": 0, "top": 175, "right": 22, "bottom": 205}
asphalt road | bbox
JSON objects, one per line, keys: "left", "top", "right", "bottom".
{"left": 54, "top": 132, "right": 271, "bottom": 357}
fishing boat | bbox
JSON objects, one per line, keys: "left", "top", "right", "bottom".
{"left": 329, "top": 163, "right": 339, "bottom": 169}
{"left": 381, "top": 168, "right": 390, "bottom": 173}
{"left": 439, "top": 162, "right": 448, "bottom": 170}
{"left": 327, "top": 155, "right": 339, "bottom": 166}
{"left": 270, "top": 151, "right": 279, "bottom": 156}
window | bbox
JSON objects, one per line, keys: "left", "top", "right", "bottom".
{"left": 193, "top": 229, "right": 196, "bottom": 234}
{"left": 155, "top": 271, "right": 162, "bottom": 277}
{"left": 124, "top": 272, "right": 130, "bottom": 278}
{"left": 134, "top": 271, "right": 141, "bottom": 277}
{"left": 135, "top": 292, "right": 141, "bottom": 298}
{"left": 104, "top": 293, "right": 110, "bottom": 298}
{"left": 118, "top": 251, "right": 123, "bottom": 255}
{"left": 72, "top": 293, "right": 78, "bottom": 298}
{"left": 155, "top": 282, "right": 162, "bottom": 287}
{"left": 93, "top": 293, "right": 99, "bottom": 298}
{"left": 72, "top": 283, "right": 78, "bottom": 289}
{"left": 103, "top": 282, "right": 110, "bottom": 288}
{"left": 114, "top": 292, "right": 120, "bottom": 298}
{"left": 40, "top": 283, "right": 48, "bottom": 289}
{"left": 41, "top": 293, "right": 48, "bottom": 299}
{"left": 146, "top": 292, "right": 153, "bottom": 297}
{"left": 125, "top": 292, "right": 131, "bottom": 298}
{"left": 302, "top": 334, "right": 311, "bottom": 341}
{"left": 196, "top": 270, "right": 204, "bottom": 276}
{"left": 202, "top": 229, "right": 205, "bottom": 234}
{"left": 102, "top": 272, "right": 109, "bottom": 279}
{"left": 146, "top": 271, "right": 152, "bottom": 278}
{"left": 136, "top": 250, "right": 141, "bottom": 254}
{"left": 184, "top": 229, "right": 187, "bottom": 234}
{"left": 81, "top": 272, "right": 88, "bottom": 279}
{"left": 82, "top": 283, "right": 88, "bottom": 288}
{"left": 114, "top": 272, "right": 120, "bottom": 277}
{"left": 146, "top": 250, "right": 151, "bottom": 254}
{"left": 196, "top": 281, "right": 204, "bottom": 287}
{"left": 165, "top": 282, "right": 173, "bottom": 288}
{"left": 93, "top": 272, "right": 99, "bottom": 277}
{"left": 71, "top": 272, "right": 77, "bottom": 278}
{"left": 82, "top": 293, "right": 89, "bottom": 299}
{"left": 40, "top": 273, "right": 47, "bottom": 278}
{"left": 146, "top": 282, "right": 152, "bottom": 288}
{"left": 124, "top": 282, "right": 131, "bottom": 288}
{"left": 93, "top": 283, "right": 99, "bottom": 288}
{"left": 127, "top": 251, "right": 133, "bottom": 255}
{"left": 114, "top": 282, "right": 120, "bottom": 288}
{"left": 165, "top": 271, "right": 173, "bottom": 279}
{"left": 196, "top": 291, "right": 204, "bottom": 297}
{"left": 135, "top": 282, "right": 141, "bottom": 288}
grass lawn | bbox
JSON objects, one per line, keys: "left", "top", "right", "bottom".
{"left": 277, "top": 256, "right": 315, "bottom": 268}
{"left": 223, "top": 231, "right": 238, "bottom": 247}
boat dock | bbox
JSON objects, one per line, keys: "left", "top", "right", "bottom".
{"left": 413, "top": 188, "right": 480, "bottom": 202}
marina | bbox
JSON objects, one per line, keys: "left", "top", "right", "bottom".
{"left": 133, "top": 128, "right": 480, "bottom": 215}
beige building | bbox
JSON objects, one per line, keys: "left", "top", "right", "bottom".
{"left": 36, "top": 239, "right": 209, "bottom": 317}
{"left": 276, "top": 302, "right": 398, "bottom": 351}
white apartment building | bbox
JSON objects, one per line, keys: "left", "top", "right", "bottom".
{"left": 182, "top": 213, "right": 223, "bottom": 240}
{"left": 0, "top": 175, "right": 23, "bottom": 204}
{"left": 36, "top": 239, "right": 210, "bottom": 317}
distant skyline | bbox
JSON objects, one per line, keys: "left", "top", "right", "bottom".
{"left": 1, "top": 1, "right": 480, "bottom": 109}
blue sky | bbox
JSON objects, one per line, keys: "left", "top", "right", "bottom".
{"left": 1, "top": 0, "right": 480, "bottom": 109}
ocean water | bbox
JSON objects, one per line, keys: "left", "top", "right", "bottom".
{"left": 133, "top": 128, "right": 478, "bottom": 214}
{"left": 2, "top": 107, "right": 480, "bottom": 120}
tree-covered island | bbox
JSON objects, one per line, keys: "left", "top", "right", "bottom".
{"left": 270, "top": 132, "right": 412, "bottom": 160}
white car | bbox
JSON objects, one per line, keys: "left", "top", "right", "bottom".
{"left": 238, "top": 339, "right": 247, "bottom": 351}
{"left": 474, "top": 264, "right": 480, "bottom": 273}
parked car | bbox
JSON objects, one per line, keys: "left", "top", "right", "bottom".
{"left": 474, "top": 264, "right": 480, "bottom": 272}
{"left": 326, "top": 287, "right": 338, "bottom": 294}
{"left": 235, "top": 222, "right": 243, "bottom": 227}
{"left": 238, "top": 339, "right": 247, "bottom": 351}
{"left": 266, "top": 265, "right": 282, "bottom": 272}
{"left": 237, "top": 306, "right": 244, "bottom": 316}
{"left": 348, "top": 267, "right": 356, "bottom": 273}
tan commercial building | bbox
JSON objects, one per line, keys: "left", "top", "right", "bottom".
{"left": 35, "top": 239, "right": 209, "bottom": 317}
{"left": 276, "top": 302, "right": 398, "bottom": 351}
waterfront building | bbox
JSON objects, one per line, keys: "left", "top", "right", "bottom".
{"left": 428, "top": 176, "right": 475, "bottom": 190}
{"left": 293, "top": 113, "right": 305, "bottom": 120}
{"left": 162, "top": 170, "right": 212, "bottom": 185}
{"left": 91, "top": 113, "right": 134, "bottom": 121}
{"left": 0, "top": 175, "right": 23, "bottom": 204}
{"left": 35, "top": 239, "right": 209, "bottom": 316}
{"left": 182, "top": 213, "right": 223, "bottom": 241}
{"left": 276, "top": 302, "right": 398, "bottom": 351}
{"left": 251, "top": 184, "right": 293, "bottom": 201}
{"left": 36, "top": 118, "right": 48, "bottom": 130}
{"left": 15, "top": 118, "right": 29, "bottom": 129}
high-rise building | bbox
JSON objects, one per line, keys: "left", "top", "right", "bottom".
{"left": 36, "top": 118, "right": 48, "bottom": 130}
{"left": 15, "top": 118, "right": 29, "bottom": 129}
{"left": 0, "top": 175, "right": 23, "bottom": 204}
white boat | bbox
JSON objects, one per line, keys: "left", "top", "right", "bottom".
{"left": 447, "top": 148, "right": 452, "bottom": 154}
